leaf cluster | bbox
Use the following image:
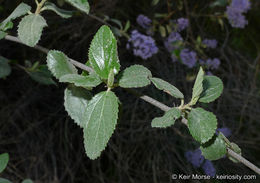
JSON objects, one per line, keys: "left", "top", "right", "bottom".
{"left": 0, "top": 0, "right": 242, "bottom": 163}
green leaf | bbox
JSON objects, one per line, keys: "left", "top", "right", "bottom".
{"left": 64, "top": 86, "right": 92, "bottom": 128}
{"left": 107, "top": 69, "right": 115, "bottom": 88}
{"left": 190, "top": 67, "right": 204, "bottom": 105}
{"left": 47, "top": 50, "right": 77, "bottom": 80}
{"left": 150, "top": 77, "right": 184, "bottom": 99}
{"left": 88, "top": 25, "right": 120, "bottom": 79}
{"left": 42, "top": 2, "right": 73, "bottom": 18}
{"left": 0, "top": 178, "right": 12, "bottom": 183}
{"left": 0, "top": 3, "right": 31, "bottom": 30}
{"left": 64, "top": 0, "right": 90, "bottom": 14}
{"left": 0, "top": 56, "right": 11, "bottom": 78}
{"left": 118, "top": 65, "right": 152, "bottom": 88}
{"left": 109, "top": 19, "right": 123, "bottom": 29}
{"left": 159, "top": 25, "right": 166, "bottom": 37}
{"left": 0, "top": 31, "right": 7, "bottom": 40}
{"left": 199, "top": 76, "right": 223, "bottom": 103}
{"left": 0, "top": 153, "right": 9, "bottom": 173}
{"left": 151, "top": 108, "right": 181, "bottom": 128}
{"left": 225, "top": 141, "right": 242, "bottom": 163}
{"left": 187, "top": 108, "right": 217, "bottom": 143}
{"left": 123, "top": 20, "right": 130, "bottom": 32}
{"left": 152, "top": 0, "right": 160, "bottom": 5}
{"left": 28, "top": 65, "right": 56, "bottom": 85}
{"left": 57, "top": 0, "right": 65, "bottom": 6}
{"left": 22, "top": 179, "right": 33, "bottom": 183}
{"left": 18, "top": 14, "right": 47, "bottom": 47}
{"left": 230, "top": 142, "right": 241, "bottom": 154}
{"left": 0, "top": 21, "right": 13, "bottom": 32}
{"left": 111, "top": 27, "right": 122, "bottom": 37}
{"left": 60, "top": 73, "right": 101, "bottom": 88}
{"left": 210, "top": 0, "right": 228, "bottom": 7}
{"left": 200, "top": 135, "right": 227, "bottom": 160}
{"left": 83, "top": 91, "right": 119, "bottom": 159}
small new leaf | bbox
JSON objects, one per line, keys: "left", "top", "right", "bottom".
{"left": 0, "top": 56, "right": 11, "bottom": 78}
{"left": 43, "top": 2, "right": 73, "bottom": 18}
{"left": 152, "top": 0, "right": 160, "bottom": 5}
{"left": 47, "top": 50, "right": 77, "bottom": 80}
{"left": 188, "top": 108, "right": 217, "bottom": 143}
{"left": 60, "top": 73, "right": 101, "bottom": 88}
{"left": 199, "top": 76, "right": 224, "bottom": 103}
{"left": 0, "top": 22, "right": 13, "bottom": 32}
{"left": 64, "top": 86, "right": 92, "bottom": 128}
{"left": 0, "top": 31, "right": 7, "bottom": 40}
{"left": 18, "top": 14, "right": 47, "bottom": 47}
{"left": 200, "top": 134, "right": 227, "bottom": 160}
{"left": 0, "top": 3, "right": 31, "bottom": 30}
{"left": 64, "top": 0, "right": 90, "bottom": 14}
{"left": 0, "top": 178, "right": 12, "bottom": 183}
{"left": 22, "top": 179, "right": 33, "bottom": 183}
{"left": 228, "top": 142, "right": 242, "bottom": 163}
{"left": 84, "top": 91, "right": 119, "bottom": 159}
{"left": 123, "top": 20, "right": 130, "bottom": 32}
{"left": 150, "top": 77, "right": 184, "bottom": 99}
{"left": 0, "top": 153, "right": 9, "bottom": 173}
{"left": 151, "top": 108, "right": 181, "bottom": 128}
{"left": 190, "top": 67, "right": 204, "bottom": 105}
{"left": 29, "top": 65, "right": 56, "bottom": 85}
{"left": 119, "top": 65, "right": 152, "bottom": 88}
{"left": 107, "top": 69, "right": 115, "bottom": 88}
{"left": 88, "top": 25, "right": 120, "bottom": 79}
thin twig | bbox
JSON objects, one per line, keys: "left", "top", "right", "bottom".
{"left": 227, "top": 149, "right": 260, "bottom": 174}
{"left": 35, "top": 0, "right": 48, "bottom": 14}
{"left": 5, "top": 35, "right": 49, "bottom": 53}
{"left": 124, "top": 88, "right": 171, "bottom": 112}
{"left": 87, "top": 14, "right": 110, "bottom": 26}
{"left": 3, "top": 35, "right": 260, "bottom": 175}
{"left": 4, "top": 35, "right": 94, "bottom": 73}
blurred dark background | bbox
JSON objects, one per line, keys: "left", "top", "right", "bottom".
{"left": 0, "top": 0, "right": 260, "bottom": 182}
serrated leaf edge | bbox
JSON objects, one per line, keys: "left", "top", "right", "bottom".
{"left": 188, "top": 108, "right": 217, "bottom": 144}
{"left": 199, "top": 76, "right": 224, "bottom": 103}
{"left": 83, "top": 91, "right": 119, "bottom": 159}
{"left": 46, "top": 50, "right": 78, "bottom": 80}
{"left": 64, "top": 87, "right": 87, "bottom": 128}
{"left": 65, "top": 0, "right": 90, "bottom": 14}
{"left": 119, "top": 64, "right": 152, "bottom": 88}
{"left": 150, "top": 77, "right": 184, "bottom": 99}
{"left": 88, "top": 25, "right": 120, "bottom": 79}
{"left": 151, "top": 108, "right": 181, "bottom": 128}
{"left": 60, "top": 74, "right": 101, "bottom": 88}
{"left": 17, "top": 14, "right": 47, "bottom": 47}
{"left": 200, "top": 135, "right": 227, "bottom": 160}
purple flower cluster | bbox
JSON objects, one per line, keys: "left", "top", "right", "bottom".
{"left": 206, "top": 58, "right": 221, "bottom": 70}
{"left": 185, "top": 149, "right": 205, "bottom": 168}
{"left": 217, "top": 127, "right": 232, "bottom": 137}
{"left": 164, "top": 32, "right": 183, "bottom": 53}
{"left": 176, "top": 18, "right": 189, "bottom": 32}
{"left": 226, "top": 0, "right": 251, "bottom": 28}
{"left": 200, "top": 58, "right": 221, "bottom": 70}
{"left": 180, "top": 49, "right": 197, "bottom": 68}
{"left": 231, "top": 0, "right": 251, "bottom": 12}
{"left": 136, "top": 14, "right": 152, "bottom": 29}
{"left": 202, "top": 160, "right": 216, "bottom": 177}
{"left": 185, "top": 149, "right": 216, "bottom": 177}
{"left": 127, "top": 30, "right": 158, "bottom": 60}
{"left": 202, "top": 39, "right": 218, "bottom": 49}
{"left": 163, "top": 17, "right": 189, "bottom": 64}
{"left": 206, "top": 71, "right": 213, "bottom": 76}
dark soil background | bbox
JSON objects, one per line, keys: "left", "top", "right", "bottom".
{"left": 0, "top": 0, "right": 260, "bottom": 182}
